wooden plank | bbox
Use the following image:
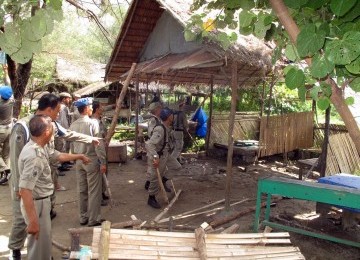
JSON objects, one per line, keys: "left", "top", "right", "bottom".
{"left": 195, "top": 228, "right": 207, "bottom": 260}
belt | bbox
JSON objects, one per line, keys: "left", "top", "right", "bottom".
{"left": 34, "top": 195, "right": 50, "bottom": 201}
{"left": 174, "top": 129, "right": 183, "bottom": 131}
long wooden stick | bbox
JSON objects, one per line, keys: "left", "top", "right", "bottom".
{"left": 195, "top": 228, "right": 207, "bottom": 260}
{"left": 158, "top": 198, "right": 248, "bottom": 224}
{"left": 102, "top": 174, "right": 113, "bottom": 208}
{"left": 158, "top": 199, "right": 225, "bottom": 224}
{"left": 156, "top": 167, "right": 169, "bottom": 204}
{"left": 98, "top": 221, "right": 111, "bottom": 260}
{"left": 153, "top": 189, "right": 182, "bottom": 223}
{"left": 105, "top": 63, "right": 137, "bottom": 144}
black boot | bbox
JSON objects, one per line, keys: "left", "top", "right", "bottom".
{"left": 50, "top": 209, "right": 57, "bottom": 220}
{"left": 148, "top": 195, "right": 161, "bottom": 209}
{"left": 162, "top": 177, "right": 171, "bottom": 192}
{"left": 0, "top": 169, "right": 10, "bottom": 185}
{"left": 12, "top": 249, "right": 21, "bottom": 260}
{"left": 144, "top": 180, "right": 150, "bottom": 190}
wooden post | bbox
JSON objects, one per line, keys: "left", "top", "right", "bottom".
{"left": 225, "top": 61, "right": 238, "bottom": 211}
{"left": 195, "top": 228, "right": 207, "bottom": 260}
{"left": 105, "top": 63, "right": 137, "bottom": 144}
{"left": 319, "top": 105, "right": 331, "bottom": 177}
{"left": 134, "top": 75, "right": 139, "bottom": 156}
{"left": 205, "top": 76, "right": 214, "bottom": 153}
{"left": 98, "top": 221, "right": 111, "bottom": 260}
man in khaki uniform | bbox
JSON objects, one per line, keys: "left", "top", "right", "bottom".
{"left": 70, "top": 97, "right": 107, "bottom": 226}
{"left": 146, "top": 107, "right": 174, "bottom": 209}
{"left": 0, "top": 85, "right": 14, "bottom": 184}
{"left": 8, "top": 94, "right": 99, "bottom": 260}
{"left": 19, "top": 115, "right": 90, "bottom": 260}
{"left": 172, "top": 99, "right": 189, "bottom": 164}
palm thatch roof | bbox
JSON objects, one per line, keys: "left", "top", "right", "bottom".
{"left": 105, "top": 0, "right": 272, "bottom": 87}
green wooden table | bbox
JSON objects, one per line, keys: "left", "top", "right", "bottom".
{"left": 253, "top": 176, "right": 360, "bottom": 247}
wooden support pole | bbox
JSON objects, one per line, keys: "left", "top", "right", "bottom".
{"left": 195, "top": 228, "right": 207, "bottom": 260}
{"left": 205, "top": 76, "right": 214, "bottom": 153}
{"left": 105, "top": 63, "right": 137, "bottom": 144}
{"left": 153, "top": 189, "right": 183, "bottom": 223}
{"left": 98, "top": 221, "right": 111, "bottom": 260}
{"left": 140, "top": 222, "right": 197, "bottom": 231}
{"left": 319, "top": 105, "right": 331, "bottom": 177}
{"left": 225, "top": 61, "right": 238, "bottom": 211}
{"left": 134, "top": 75, "right": 139, "bottom": 156}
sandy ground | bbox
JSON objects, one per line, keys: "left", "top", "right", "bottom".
{"left": 0, "top": 154, "right": 359, "bottom": 260}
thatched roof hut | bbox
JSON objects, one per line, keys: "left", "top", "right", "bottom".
{"left": 105, "top": 0, "right": 272, "bottom": 87}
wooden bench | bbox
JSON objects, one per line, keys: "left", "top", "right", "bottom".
{"left": 297, "top": 158, "right": 319, "bottom": 180}
{"left": 253, "top": 176, "right": 360, "bottom": 248}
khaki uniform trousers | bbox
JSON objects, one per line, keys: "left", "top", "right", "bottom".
{"left": 8, "top": 196, "right": 27, "bottom": 251}
{"left": 0, "top": 126, "right": 11, "bottom": 172}
{"left": 171, "top": 130, "right": 184, "bottom": 160}
{"left": 76, "top": 158, "right": 102, "bottom": 225}
{"left": 148, "top": 150, "right": 170, "bottom": 196}
{"left": 20, "top": 197, "right": 52, "bottom": 260}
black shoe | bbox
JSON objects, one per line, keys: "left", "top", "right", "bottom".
{"left": 80, "top": 219, "right": 88, "bottom": 226}
{"left": 0, "top": 170, "right": 9, "bottom": 185}
{"left": 148, "top": 195, "right": 161, "bottom": 209}
{"left": 144, "top": 180, "right": 150, "bottom": 190}
{"left": 102, "top": 192, "right": 109, "bottom": 200}
{"left": 88, "top": 219, "right": 106, "bottom": 227}
{"left": 101, "top": 200, "right": 108, "bottom": 206}
{"left": 50, "top": 209, "right": 57, "bottom": 220}
{"left": 162, "top": 177, "right": 171, "bottom": 193}
{"left": 62, "top": 162, "right": 72, "bottom": 168}
{"left": 58, "top": 166, "right": 70, "bottom": 172}
{"left": 12, "top": 249, "right": 21, "bottom": 260}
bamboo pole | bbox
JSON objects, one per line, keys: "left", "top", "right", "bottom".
{"left": 134, "top": 75, "right": 139, "bottom": 156}
{"left": 205, "top": 76, "right": 214, "bottom": 152}
{"left": 153, "top": 189, "right": 183, "bottom": 223}
{"left": 68, "top": 219, "right": 142, "bottom": 235}
{"left": 195, "top": 228, "right": 207, "bottom": 260}
{"left": 221, "top": 223, "right": 240, "bottom": 234}
{"left": 98, "top": 221, "right": 111, "bottom": 260}
{"left": 105, "top": 63, "right": 137, "bottom": 144}
{"left": 225, "top": 61, "right": 238, "bottom": 211}
{"left": 156, "top": 167, "right": 169, "bottom": 204}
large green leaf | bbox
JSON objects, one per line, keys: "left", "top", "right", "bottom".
{"left": 305, "top": 0, "right": 329, "bottom": 10}
{"left": 325, "top": 31, "right": 360, "bottom": 65}
{"left": 285, "top": 44, "right": 298, "bottom": 61}
{"left": 320, "top": 82, "right": 332, "bottom": 97}
{"left": 330, "top": 0, "right": 357, "bottom": 17}
{"left": 345, "top": 96, "right": 355, "bottom": 105}
{"left": 349, "top": 77, "right": 360, "bottom": 91}
{"left": 48, "top": 0, "right": 62, "bottom": 10}
{"left": 310, "top": 53, "right": 335, "bottom": 78}
{"left": 296, "top": 24, "right": 325, "bottom": 57}
{"left": 345, "top": 56, "right": 360, "bottom": 74}
{"left": 317, "top": 97, "right": 331, "bottom": 110}
{"left": 310, "top": 85, "right": 321, "bottom": 100}
{"left": 254, "top": 20, "right": 271, "bottom": 39}
{"left": 184, "top": 29, "right": 197, "bottom": 41}
{"left": 21, "top": 38, "right": 42, "bottom": 54}
{"left": 285, "top": 68, "right": 305, "bottom": 90}
{"left": 341, "top": 0, "right": 360, "bottom": 22}
{"left": 11, "top": 48, "right": 33, "bottom": 64}
{"left": 298, "top": 85, "right": 307, "bottom": 102}
{"left": 239, "top": 10, "right": 255, "bottom": 28}
{"left": 284, "top": 0, "right": 308, "bottom": 9}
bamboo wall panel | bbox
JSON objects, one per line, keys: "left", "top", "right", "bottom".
{"left": 209, "top": 112, "right": 260, "bottom": 148}
{"left": 326, "top": 133, "right": 360, "bottom": 175}
{"left": 259, "top": 112, "right": 314, "bottom": 157}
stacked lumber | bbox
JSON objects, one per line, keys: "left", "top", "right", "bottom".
{"left": 91, "top": 228, "right": 305, "bottom": 259}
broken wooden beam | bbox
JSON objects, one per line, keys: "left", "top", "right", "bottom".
{"left": 210, "top": 197, "right": 283, "bottom": 228}
{"left": 221, "top": 223, "right": 240, "bottom": 234}
{"left": 153, "top": 189, "right": 182, "bottom": 223}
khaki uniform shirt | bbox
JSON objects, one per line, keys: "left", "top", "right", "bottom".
{"left": 0, "top": 97, "right": 14, "bottom": 126}
{"left": 145, "top": 122, "right": 171, "bottom": 158}
{"left": 70, "top": 115, "right": 106, "bottom": 164}
{"left": 147, "top": 115, "right": 161, "bottom": 138}
{"left": 57, "top": 103, "right": 70, "bottom": 129}
{"left": 18, "top": 140, "right": 58, "bottom": 198}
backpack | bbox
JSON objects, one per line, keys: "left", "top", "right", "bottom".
{"left": 150, "top": 117, "right": 167, "bottom": 156}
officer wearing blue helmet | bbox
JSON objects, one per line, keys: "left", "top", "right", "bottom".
{"left": 0, "top": 85, "right": 15, "bottom": 184}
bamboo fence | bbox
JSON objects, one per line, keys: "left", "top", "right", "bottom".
{"left": 258, "top": 112, "right": 314, "bottom": 157}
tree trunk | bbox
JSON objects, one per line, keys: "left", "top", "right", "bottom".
{"left": 6, "top": 55, "right": 33, "bottom": 118}
{"left": 270, "top": 0, "right": 360, "bottom": 154}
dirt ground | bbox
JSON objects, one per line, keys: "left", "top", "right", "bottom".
{"left": 0, "top": 153, "right": 359, "bottom": 260}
